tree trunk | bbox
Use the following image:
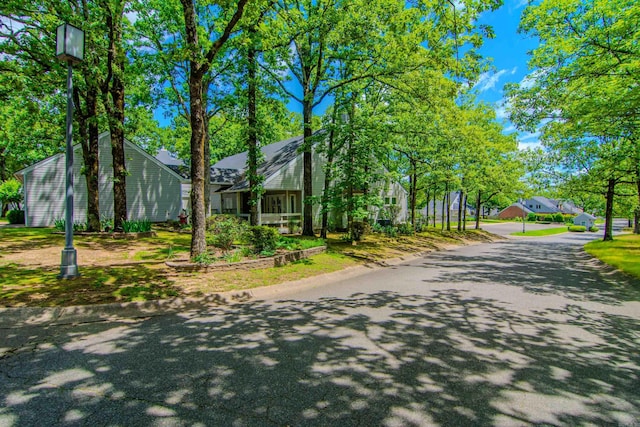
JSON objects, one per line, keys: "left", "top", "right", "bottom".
{"left": 441, "top": 190, "right": 446, "bottom": 230}
{"left": 446, "top": 184, "right": 451, "bottom": 232}
{"left": 457, "top": 190, "right": 463, "bottom": 232}
{"left": 321, "top": 108, "right": 338, "bottom": 238}
{"left": 102, "top": 3, "right": 127, "bottom": 231}
{"left": 635, "top": 164, "right": 640, "bottom": 234}
{"left": 462, "top": 193, "right": 467, "bottom": 231}
{"left": 425, "top": 187, "right": 430, "bottom": 228}
{"left": 475, "top": 190, "right": 481, "bottom": 230}
{"left": 75, "top": 78, "right": 101, "bottom": 232}
{"left": 204, "top": 111, "right": 211, "bottom": 218}
{"left": 410, "top": 159, "right": 417, "bottom": 232}
{"left": 603, "top": 178, "right": 615, "bottom": 241}
{"left": 302, "top": 97, "right": 315, "bottom": 236}
{"left": 247, "top": 32, "right": 260, "bottom": 226}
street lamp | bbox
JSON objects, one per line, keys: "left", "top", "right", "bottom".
{"left": 520, "top": 198, "right": 526, "bottom": 234}
{"left": 56, "top": 23, "right": 84, "bottom": 279}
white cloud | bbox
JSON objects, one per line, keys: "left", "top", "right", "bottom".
{"left": 474, "top": 67, "right": 518, "bottom": 93}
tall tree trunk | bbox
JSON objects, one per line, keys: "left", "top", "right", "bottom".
{"left": 457, "top": 190, "right": 463, "bottom": 232}
{"left": 446, "top": 184, "right": 451, "bottom": 231}
{"left": 302, "top": 97, "right": 314, "bottom": 236}
{"left": 102, "top": 2, "right": 127, "bottom": 230}
{"left": 321, "top": 108, "right": 338, "bottom": 238}
{"left": 462, "top": 193, "right": 467, "bottom": 231}
{"left": 247, "top": 31, "right": 260, "bottom": 226}
{"left": 425, "top": 187, "right": 430, "bottom": 228}
{"left": 475, "top": 190, "right": 481, "bottom": 230}
{"left": 441, "top": 190, "right": 446, "bottom": 230}
{"left": 410, "top": 159, "right": 417, "bottom": 231}
{"left": 75, "top": 84, "right": 101, "bottom": 232}
{"left": 203, "top": 113, "right": 211, "bottom": 218}
{"left": 635, "top": 163, "right": 640, "bottom": 234}
{"left": 180, "top": 0, "right": 247, "bottom": 257}
{"left": 603, "top": 178, "right": 616, "bottom": 241}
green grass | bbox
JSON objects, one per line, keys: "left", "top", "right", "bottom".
{"left": 510, "top": 227, "right": 568, "bottom": 237}
{"left": 584, "top": 234, "right": 640, "bottom": 279}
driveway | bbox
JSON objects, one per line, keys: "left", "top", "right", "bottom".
{"left": 1, "top": 232, "right": 639, "bottom": 426}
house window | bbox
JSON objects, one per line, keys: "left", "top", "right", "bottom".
{"left": 290, "top": 195, "right": 296, "bottom": 213}
{"left": 384, "top": 197, "right": 397, "bottom": 205}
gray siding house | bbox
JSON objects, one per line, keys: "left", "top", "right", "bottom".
{"left": 15, "top": 132, "right": 184, "bottom": 227}
{"left": 191, "top": 134, "right": 408, "bottom": 231}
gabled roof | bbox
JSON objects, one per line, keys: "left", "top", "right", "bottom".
{"left": 15, "top": 132, "right": 186, "bottom": 183}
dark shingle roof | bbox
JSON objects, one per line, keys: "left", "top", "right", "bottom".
{"left": 156, "top": 133, "right": 320, "bottom": 188}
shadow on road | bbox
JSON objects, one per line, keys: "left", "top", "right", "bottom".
{"left": 2, "top": 279, "right": 639, "bottom": 425}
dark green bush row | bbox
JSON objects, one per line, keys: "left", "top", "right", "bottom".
{"left": 568, "top": 225, "right": 587, "bottom": 232}
{"left": 7, "top": 209, "right": 24, "bottom": 224}
{"left": 527, "top": 212, "right": 574, "bottom": 223}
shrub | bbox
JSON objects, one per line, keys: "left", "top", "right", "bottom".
{"left": 526, "top": 212, "right": 537, "bottom": 222}
{"left": 543, "top": 214, "right": 554, "bottom": 222}
{"left": 553, "top": 213, "right": 564, "bottom": 223}
{"left": 122, "top": 219, "right": 152, "bottom": 233}
{"left": 54, "top": 218, "right": 65, "bottom": 231}
{"left": 397, "top": 222, "right": 414, "bottom": 235}
{"left": 350, "top": 221, "right": 370, "bottom": 241}
{"left": 101, "top": 217, "right": 114, "bottom": 232}
{"left": 589, "top": 226, "right": 599, "bottom": 232}
{"left": 568, "top": 225, "right": 587, "bottom": 232}
{"left": 248, "top": 226, "right": 280, "bottom": 254}
{"left": 206, "top": 215, "right": 248, "bottom": 252}
{"left": 7, "top": 209, "right": 25, "bottom": 224}
{"left": 0, "top": 179, "right": 23, "bottom": 210}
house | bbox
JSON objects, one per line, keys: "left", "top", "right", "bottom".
{"left": 498, "top": 202, "right": 532, "bottom": 220}
{"left": 421, "top": 191, "right": 476, "bottom": 222}
{"left": 520, "top": 196, "right": 582, "bottom": 215}
{"left": 15, "top": 132, "right": 185, "bottom": 227}
{"left": 573, "top": 213, "right": 596, "bottom": 228}
{"left": 498, "top": 197, "right": 583, "bottom": 220}
{"left": 197, "top": 133, "right": 408, "bottom": 231}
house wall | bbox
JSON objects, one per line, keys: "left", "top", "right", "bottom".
{"left": 21, "top": 134, "right": 182, "bottom": 227}
{"left": 498, "top": 205, "right": 528, "bottom": 220}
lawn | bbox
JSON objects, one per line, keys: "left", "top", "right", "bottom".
{"left": 510, "top": 227, "right": 569, "bottom": 237}
{"left": 584, "top": 234, "right": 640, "bottom": 279}
{"left": 0, "top": 225, "right": 499, "bottom": 307}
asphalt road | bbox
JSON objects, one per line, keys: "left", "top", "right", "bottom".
{"left": 1, "top": 230, "right": 639, "bottom": 426}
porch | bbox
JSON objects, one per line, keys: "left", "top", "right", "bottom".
{"left": 220, "top": 190, "right": 302, "bottom": 233}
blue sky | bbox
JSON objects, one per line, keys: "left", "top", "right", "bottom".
{"left": 473, "top": 0, "right": 540, "bottom": 148}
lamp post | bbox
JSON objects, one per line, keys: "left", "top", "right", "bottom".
{"left": 56, "top": 23, "right": 84, "bottom": 279}
{"left": 520, "top": 198, "right": 526, "bottom": 234}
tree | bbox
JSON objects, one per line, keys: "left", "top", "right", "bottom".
{"left": 508, "top": 0, "right": 640, "bottom": 240}
{"left": 0, "top": 178, "right": 22, "bottom": 214}
{"left": 179, "top": 0, "right": 249, "bottom": 257}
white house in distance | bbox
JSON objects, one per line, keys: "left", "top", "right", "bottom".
{"left": 573, "top": 212, "right": 596, "bottom": 228}
{"left": 15, "top": 132, "right": 184, "bottom": 227}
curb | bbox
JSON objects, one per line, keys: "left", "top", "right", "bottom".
{"left": 0, "top": 238, "right": 499, "bottom": 330}
{"left": 0, "top": 291, "right": 251, "bottom": 329}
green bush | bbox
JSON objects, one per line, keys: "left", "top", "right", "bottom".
{"left": 350, "top": 221, "right": 370, "bottom": 241}
{"left": 248, "top": 226, "right": 280, "bottom": 254}
{"left": 568, "top": 225, "right": 587, "bottom": 232}
{"left": 589, "top": 226, "right": 599, "bottom": 232}
{"left": 397, "top": 222, "right": 414, "bottom": 235}
{"left": 526, "top": 212, "right": 537, "bottom": 222}
{"left": 543, "top": 214, "right": 554, "bottom": 222}
{"left": 54, "top": 218, "right": 65, "bottom": 231}
{"left": 122, "top": 219, "right": 152, "bottom": 233}
{"left": 7, "top": 209, "right": 25, "bottom": 224}
{"left": 553, "top": 213, "right": 564, "bottom": 223}
{"left": 206, "top": 215, "right": 249, "bottom": 252}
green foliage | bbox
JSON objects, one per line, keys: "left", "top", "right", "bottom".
{"left": 192, "top": 252, "right": 215, "bottom": 265}
{"left": 0, "top": 179, "right": 23, "bottom": 210}
{"left": 6, "top": 209, "right": 24, "bottom": 225}
{"left": 589, "top": 226, "right": 599, "bottom": 232}
{"left": 122, "top": 219, "right": 152, "bottom": 233}
{"left": 553, "top": 213, "right": 564, "bottom": 223}
{"left": 101, "top": 218, "right": 114, "bottom": 232}
{"left": 543, "top": 215, "right": 554, "bottom": 222}
{"left": 248, "top": 226, "right": 280, "bottom": 254}
{"left": 206, "top": 215, "right": 249, "bottom": 253}
{"left": 54, "top": 218, "right": 65, "bottom": 232}
{"left": 277, "top": 237, "right": 325, "bottom": 251}
{"left": 568, "top": 225, "right": 587, "bottom": 232}
{"left": 350, "top": 221, "right": 370, "bottom": 242}
{"left": 526, "top": 212, "right": 537, "bottom": 222}
{"left": 397, "top": 222, "right": 414, "bottom": 235}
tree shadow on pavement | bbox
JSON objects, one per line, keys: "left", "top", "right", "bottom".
{"left": 1, "top": 286, "right": 638, "bottom": 426}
